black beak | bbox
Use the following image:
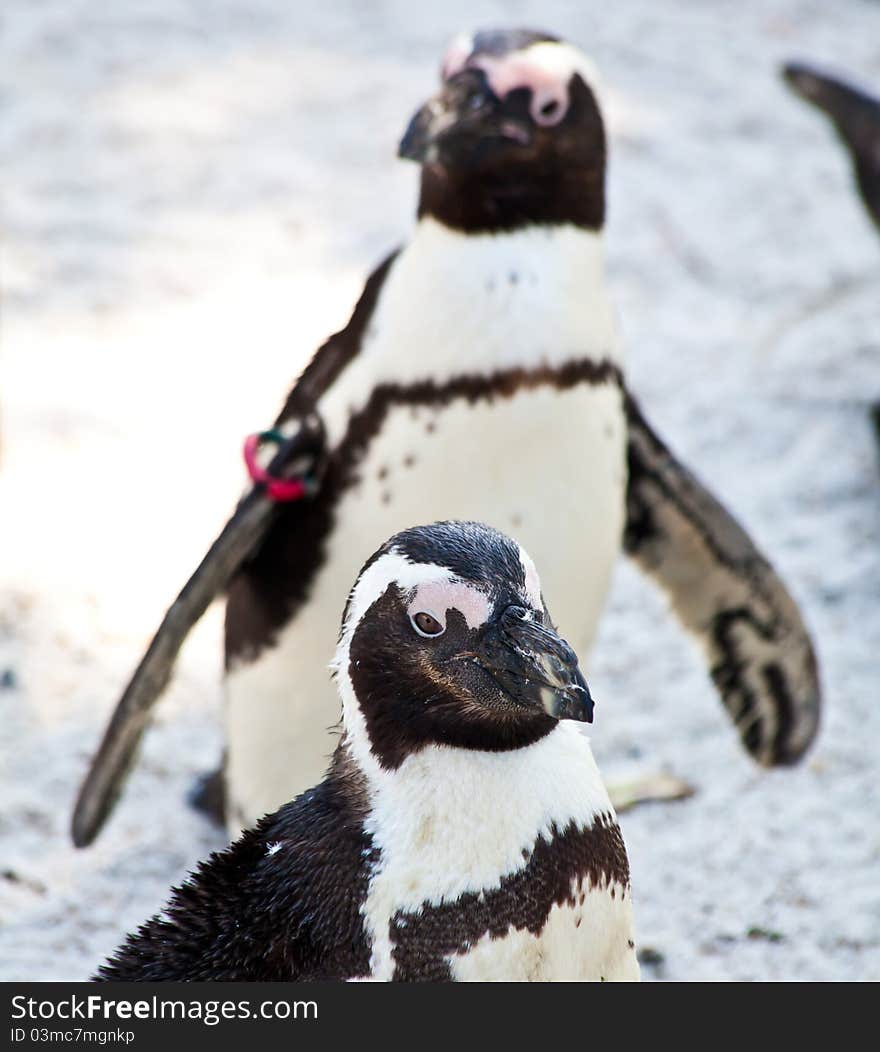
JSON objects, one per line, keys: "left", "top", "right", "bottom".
{"left": 478, "top": 605, "right": 594, "bottom": 723}
{"left": 399, "top": 88, "right": 460, "bottom": 163}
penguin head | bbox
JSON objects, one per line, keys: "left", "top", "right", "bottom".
{"left": 399, "top": 29, "right": 606, "bottom": 231}
{"left": 334, "top": 521, "right": 593, "bottom": 771}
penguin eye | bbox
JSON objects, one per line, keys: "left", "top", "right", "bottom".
{"left": 411, "top": 611, "right": 445, "bottom": 637}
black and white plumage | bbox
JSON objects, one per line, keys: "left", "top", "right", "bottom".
{"left": 97, "top": 522, "right": 639, "bottom": 983}
{"left": 75, "top": 28, "right": 821, "bottom": 844}
{"left": 783, "top": 61, "right": 880, "bottom": 235}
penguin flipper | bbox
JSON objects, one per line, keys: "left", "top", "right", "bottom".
{"left": 782, "top": 61, "right": 880, "bottom": 234}
{"left": 70, "top": 416, "right": 326, "bottom": 849}
{"left": 622, "top": 389, "right": 821, "bottom": 766}
{"left": 72, "top": 250, "right": 401, "bottom": 850}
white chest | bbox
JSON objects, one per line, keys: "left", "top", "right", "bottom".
{"left": 320, "top": 217, "right": 623, "bottom": 444}
{"left": 351, "top": 723, "right": 638, "bottom": 982}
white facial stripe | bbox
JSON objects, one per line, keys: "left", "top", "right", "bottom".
{"left": 518, "top": 545, "right": 543, "bottom": 610}
{"left": 338, "top": 550, "right": 453, "bottom": 650}
{"left": 408, "top": 580, "right": 490, "bottom": 631}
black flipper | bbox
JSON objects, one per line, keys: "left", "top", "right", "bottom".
{"left": 623, "top": 389, "right": 821, "bottom": 766}
{"left": 783, "top": 61, "right": 880, "bottom": 234}
{"left": 70, "top": 415, "right": 326, "bottom": 848}
{"left": 71, "top": 253, "right": 399, "bottom": 848}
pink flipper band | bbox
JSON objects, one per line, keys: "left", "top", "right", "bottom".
{"left": 243, "top": 431, "right": 308, "bottom": 502}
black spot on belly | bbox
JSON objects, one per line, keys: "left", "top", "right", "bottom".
{"left": 389, "top": 814, "right": 630, "bottom": 981}
{"left": 403, "top": 454, "right": 416, "bottom": 468}
{"left": 377, "top": 465, "right": 389, "bottom": 481}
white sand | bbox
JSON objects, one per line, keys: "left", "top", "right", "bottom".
{"left": 1, "top": 0, "right": 878, "bottom": 981}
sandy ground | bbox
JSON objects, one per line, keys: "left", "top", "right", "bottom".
{"left": 1, "top": 0, "right": 879, "bottom": 982}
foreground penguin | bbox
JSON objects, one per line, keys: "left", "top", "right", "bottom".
{"left": 97, "top": 522, "right": 639, "bottom": 982}
{"left": 74, "top": 28, "right": 820, "bottom": 845}
{"left": 783, "top": 62, "right": 880, "bottom": 235}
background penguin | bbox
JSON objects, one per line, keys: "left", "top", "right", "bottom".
{"left": 74, "top": 28, "right": 821, "bottom": 844}
{"left": 96, "top": 521, "right": 639, "bottom": 983}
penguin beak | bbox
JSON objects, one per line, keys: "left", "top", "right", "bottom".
{"left": 398, "top": 73, "right": 530, "bottom": 165}
{"left": 477, "top": 605, "right": 594, "bottom": 723}
{"left": 398, "top": 90, "right": 460, "bottom": 164}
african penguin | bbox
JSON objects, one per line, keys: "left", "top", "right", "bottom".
{"left": 783, "top": 62, "right": 880, "bottom": 235}
{"left": 97, "top": 522, "right": 639, "bottom": 983}
{"left": 77, "top": 28, "right": 820, "bottom": 841}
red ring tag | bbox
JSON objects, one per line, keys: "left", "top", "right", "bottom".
{"left": 243, "top": 432, "right": 309, "bottom": 502}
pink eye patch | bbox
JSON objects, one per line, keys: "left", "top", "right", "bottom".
{"left": 407, "top": 580, "right": 491, "bottom": 631}
{"left": 441, "top": 40, "right": 572, "bottom": 127}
